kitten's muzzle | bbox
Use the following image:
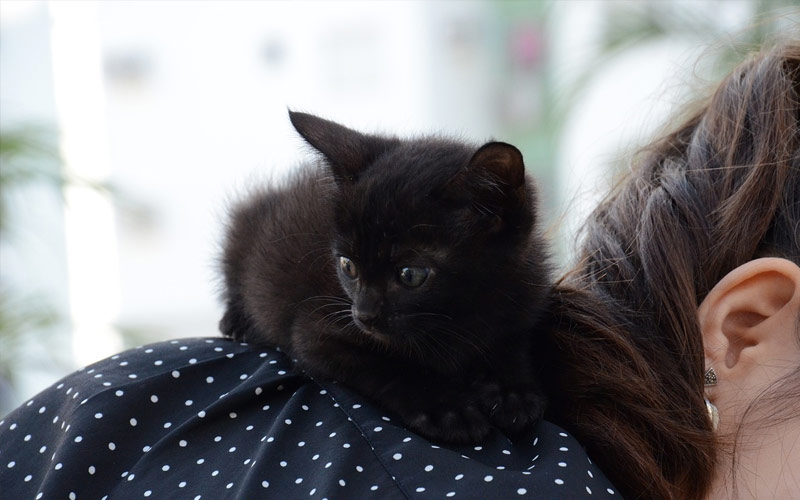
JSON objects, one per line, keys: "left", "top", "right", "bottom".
{"left": 352, "top": 306, "right": 380, "bottom": 329}
{"left": 351, "top": 288, "right": 383, "bottom": 329}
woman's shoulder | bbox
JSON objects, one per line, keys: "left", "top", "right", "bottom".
{"left": 1, "top": 337, "right": 621, "bottom": 499}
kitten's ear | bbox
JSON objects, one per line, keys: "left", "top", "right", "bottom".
{"left": 468, "top": 142, "right": 526, "bottom": 193}
{"left": 289, "top": 111, "right": 397, "bottom": 181}
{"left": 447, "top": 142, "right": 530, "bottom": 232}
{"left": 444, "top": 142, "right": 527, "bottom": 202}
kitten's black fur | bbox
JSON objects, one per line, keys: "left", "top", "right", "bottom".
{"left": 220, "top": 111, "right": 550, "bottom": 444}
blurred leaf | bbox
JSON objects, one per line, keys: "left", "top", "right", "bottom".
{"left": 0, "top": 127, "right": 66, "bottom": 388}
{"left": 0, "top": 126, "right": 118, "bottom": 233}
{"left": 0, "top": 287, "right": 60, "bottom": 383}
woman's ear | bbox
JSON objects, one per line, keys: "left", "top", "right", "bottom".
{"left": 698, "top": 258, "right": 800, "bottom": 412}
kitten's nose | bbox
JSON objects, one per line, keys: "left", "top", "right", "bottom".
{"left": 353, "top": 308, "right": 379, "bottom": 327}
{"left": 353, "top": 290, "right": 382, "bottom": 329}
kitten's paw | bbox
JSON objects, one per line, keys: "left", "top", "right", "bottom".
{"left": 404, "top": 404, "right": 491, "bottom": 445}
{"left": 219, "top": 305, "right": 254, "bottom": 341}
{"left": 219, "top": 309, "right": 239, "bottom": 338}
{"left": 475, "top": 382, "right": 545, "bottom": 436}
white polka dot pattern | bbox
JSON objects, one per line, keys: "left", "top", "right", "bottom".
{"left": 0, "top": 338, "right": 618, "bottom": 499}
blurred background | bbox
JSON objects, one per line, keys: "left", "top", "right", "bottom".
{"left": 1, "top": 0, "right": 797, "bottom": 414}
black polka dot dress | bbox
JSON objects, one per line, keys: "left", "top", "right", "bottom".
{"left": 1, "top": 337, "right": 620, "bottom": 499}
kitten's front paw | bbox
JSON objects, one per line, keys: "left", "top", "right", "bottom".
{"left": 219, "top": 303, "right": 255, "bottom": 341}
{"left": 403, "top": 403, "right": 491, "bottom": 445}
{"left": 475, "top": 382, "right": 545, "bottom": 436}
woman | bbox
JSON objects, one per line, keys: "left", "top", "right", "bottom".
{"left": 545, "top": 40, "right": 800, "bottom": 498}
{"left": 2, "top": 41, "right": 798, "bottom": 499}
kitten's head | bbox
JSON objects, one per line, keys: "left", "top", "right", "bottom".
{"left": 290, "top": 111, "right": 548, "bottom": 369}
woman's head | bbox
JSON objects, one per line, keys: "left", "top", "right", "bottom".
{"left": 548, "top": 41, "right": 800, "bottom": 499}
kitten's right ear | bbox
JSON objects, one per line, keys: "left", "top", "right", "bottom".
{"left": 289, "top": 111, "right": 398, "bottom": 182}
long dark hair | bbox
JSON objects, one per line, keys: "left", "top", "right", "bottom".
{"left": 543, "top": 41, "right": 800, "bottom": 499}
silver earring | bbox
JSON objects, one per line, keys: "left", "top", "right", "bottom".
{"left": 704, "top": 397, "right": 719, "bottom": 431}
{"left": 704, "top": 367, "right": 718, "bottom": 387}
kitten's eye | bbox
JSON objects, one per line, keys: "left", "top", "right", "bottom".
{"left": 397, "top": 267, "right": 429, "bottom": 287}
{"left": 339, "top": 256, "right": 358, "bottom": 279}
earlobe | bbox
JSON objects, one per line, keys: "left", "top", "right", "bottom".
{"left": 699, "top": 257, "right": 800, "bottom": 378}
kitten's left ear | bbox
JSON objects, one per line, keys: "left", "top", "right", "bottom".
{"left": 468, "top": 142, "right": 527, "bottom": 204}
{"left": 470, "top": 142, "right": 525, "bottom": 185}
{"left": 289, "top": 111, "right": 398, "bottom": 182}
{"left": 442, "top": 142, "right": 530, "bottom": 232}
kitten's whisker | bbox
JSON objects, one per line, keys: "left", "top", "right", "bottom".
{"left": 329, "top": 312, "right": 355, "bottom": 325}
{"left": 342, "top": 320, "right": 359, "bottom": 335}
{"left": 316, "top": 309, "right": 353, "bottom": 326}
{"left": 299, "top": 295, "right": 352, "bottom": 305}
{"left": 406, "top": 335, "right": 428, "bottom": 365}
{"left": 303, "top": 295, "right": 350, "bottom": 302}
{"left": 295, "top": 246, "right": 333, "bottom": 266}
{"left": 266, "top": 232, "right": 323, "bottom": 244}
{"left": 308, "top": 303, "right": 350, "bottom": 315}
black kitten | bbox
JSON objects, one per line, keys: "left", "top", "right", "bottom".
{"left": 220, "top": 111, "right": 550, "bottom": 443}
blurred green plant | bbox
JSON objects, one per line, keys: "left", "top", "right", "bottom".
{"left": 0, "top": 127, "right": 110, "bottom": 230}
{"left": 0, "top": 290, "right": 58, "bottom": 387}
{"left": 0, "top": 126, "right": 101, "bottom": 413}
{"left": 0, "top": 127, "right": 65, "bottom": 404}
